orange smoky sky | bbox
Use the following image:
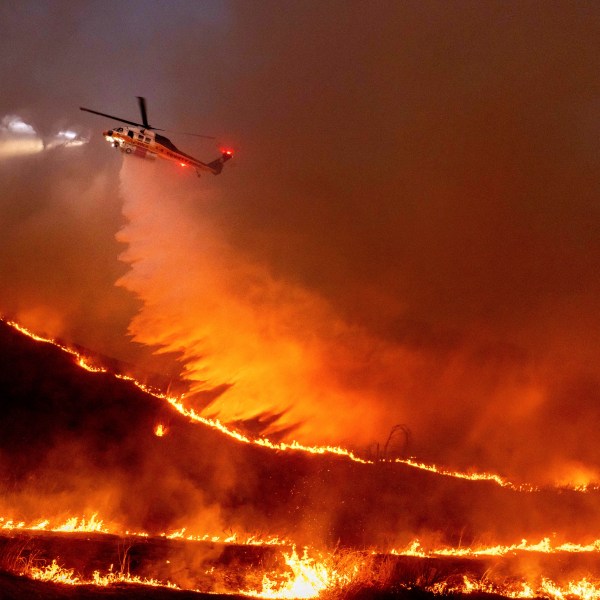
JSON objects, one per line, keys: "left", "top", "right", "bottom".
{"left": 0, "top": 1, "right": 599, "bottom": 484}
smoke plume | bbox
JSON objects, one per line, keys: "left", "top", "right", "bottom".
{"left": 115, "top": 150, "right": 600, "bottom": 488}
{"left": 117, "top": 158, "right": 401, "bottom": 445}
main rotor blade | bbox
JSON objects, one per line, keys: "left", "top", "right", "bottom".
{"left": 170, "top": 131, "right": 216, "bottom": 140}
{"left": 81, "top": 103, "right": 213, "bottom": 139}
{"left": 137, "top": 96, "right": 150, "bottom": 129}
{"left": 80, "top": 107, "right": 147, "bottom": 129}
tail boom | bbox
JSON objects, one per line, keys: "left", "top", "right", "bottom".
{"left": 194, "top": 150, "right": 233, "bottom": 176}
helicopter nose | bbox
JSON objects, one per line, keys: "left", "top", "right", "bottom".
{"left": 103, "top": 130, "right": 113, "bottom": 137}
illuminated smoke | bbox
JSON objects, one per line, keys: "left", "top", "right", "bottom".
{"left": 114, "top": 157, "right": 600, "bottom": 490}
{"left": 116, "top": 158, "right": 399, "bottom": 445}
{"left": 0, "top": 114, "right": 88, "bottom": 159}
{"left": 0, "top": 115, "right": 43, "bottom": 157}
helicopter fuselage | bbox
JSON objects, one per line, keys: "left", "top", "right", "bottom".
{"left": 81, "top": 97, "right": 232, "bottom": 177}
{"left": 104, "top": 126, "right": 197, "bottom": 165}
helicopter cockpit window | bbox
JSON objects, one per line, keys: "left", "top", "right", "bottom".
{"left": 116, "top": 127, "right": 123, "bottom": 132}
{"left": 145, "top": 137, "right": 151, "bottom": 143}
{"left": 127, "top": 131, "right": 134, "bottom": 138}
{"left": 138, "top": 134, "right": 144, "bottom": 140}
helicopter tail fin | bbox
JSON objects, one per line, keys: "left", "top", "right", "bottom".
{"left": 207, "top": 150, "right": 233, "bottom": 175}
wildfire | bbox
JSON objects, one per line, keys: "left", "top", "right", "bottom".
{"left": 27, "top": 559, "right": 179, "bottom": 590}
{"left": 21, "top": 551, "right": 600, "bottom": 600}
{"left": 435, "top": 575, "right": 600, "bottom": 600}
{"left": 1, "top": 514, "right": 109, "bottom": 534}
{"left": 244, "top": 550, "right": 600, "bottom": 600}
{"left": 389, "top": 537, "right": 600, "bottom": 558}
{"left": 243, "top": 546, "right": 355, "bottom": 599}
{"left": 6, "top": 512, "right": 600, "bottom": 561}
{"left": 5, "top": 317, "right": 594, "bottom": 494}
{"left": 162, "top": 528, "right": 288, "bottom": 545}
{"left": 5, "top": 514, "right": 600, "bottom": 600}
{"left": 541, "top": 578, "right": 600, "bottom": 600}
{"left": 394, "top": 458, "right": 537, "bottom": 491}
{"left": 5, "top": 318, "right": 600, "bottom": 600}
{"left": 0, "top": 513, "right": 290, "bottom": 547}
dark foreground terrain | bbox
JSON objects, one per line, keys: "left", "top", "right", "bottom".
{"left": 0, "top": 570, "right": 225, "bottom": 600}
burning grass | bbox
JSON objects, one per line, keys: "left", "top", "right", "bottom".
{"left": 3, "top": 530, "right": 600, "bottom": 600}
{"left": 0, "top": 535, "right": 468, "bottom": 599}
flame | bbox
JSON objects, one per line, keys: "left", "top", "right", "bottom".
{"left": 435, "top": 575, "right": 600, "bottom": 600}
{"left": 389, "top": 537, "right": 600, "bottom": 558}
{"left": 540, "top": 578, "right": 600, "bottom": 600}
{"left": 6, "top": 512, "right": 600, "bottom": 560}
{"left": 7, "top": 511, "right": 600, "bottom": 561}
{"left": 243, "top": 547, "right": 354, "bottom": 599}
{"left": 27, "top": 559, "right": 179, "bottom": 590}
{"left": 395, "top": 458, "right": 537, "bottom": 491}
{"left": 241, "top": 549, "right": 600, "bottom": 600}
{"left": 0, "top": 513, "right": 290, "bottom": 547}
{"left": 28, "top": 560, "right": 81, "bottom": 585}
{"left": 53, "top": 514, "right": 107, "bottom": 533}
{"left": 154, "top": 423, "right": 167, "bottom": 436}
{"left": 0, "top": 514, "right": 108, "bottom": 534}
{"left": 24, "top": 547, "right": 340, "bottom": 597}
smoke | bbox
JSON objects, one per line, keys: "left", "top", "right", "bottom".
{"left": 0, "top": 134, "right": 139, "bottom": 363}
{"left": 0, "top": 115, "right": 43, "bottom": 158}
{"left": 114, "top": 153, "right": 600, "bottom": 488}
{"left": 116, "top": 158, "right": 402, "bottom": 445}
{"left": 0, "top": 114, "right": 88, "bottom": 159}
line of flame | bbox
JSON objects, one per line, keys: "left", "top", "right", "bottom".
{"left": 1, "top": 514, "right": 109, "bottom": 534}
{"left": 433, "top": 575, "right": 600, "bottom": 600}
{"left": 388, "top": 536, "right": 600, "bottom": 558}
{"left": 27, "top": 559, "right": 180, "bottom": 590}
{"left": 0, "top": 515, "right": 290, "bottom": 546}
{"left": 5, "top": 513, "right": 600, "bottom": 561}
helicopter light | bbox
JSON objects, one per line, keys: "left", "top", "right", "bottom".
{"left": 180, "top": 162, "right": 187, "bottom": 167}
{"left": 221, "top": 148, "right": 234, "bottom": 156}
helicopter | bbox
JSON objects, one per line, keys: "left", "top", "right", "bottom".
{"left": 80, "top": 97, "right": 232, "bottom": 177}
